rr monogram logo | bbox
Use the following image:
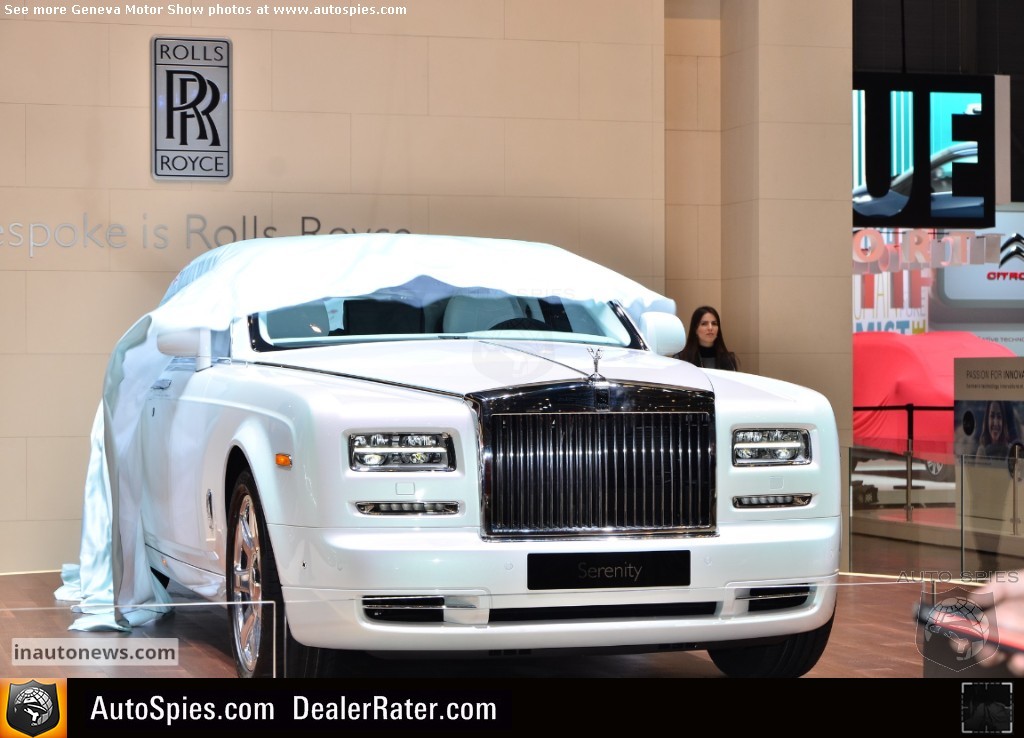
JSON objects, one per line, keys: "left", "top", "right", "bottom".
{"left": 165, "top": 70, "right": 221, "bottom": 147}
{"left": 152, "top": 37, "right": 231, "bottom": 181}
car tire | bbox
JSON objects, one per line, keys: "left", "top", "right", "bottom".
{"left": 923, "top": 460, "right": 955, "bottom": 482}
{"left": 226, "top": 469, "right": 336, "bottom": 678}
{"left": 706, "top": 611, "right": 834, "bottom": 678}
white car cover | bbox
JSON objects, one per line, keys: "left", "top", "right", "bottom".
{"left": 55, "top": 233, "right": 677, "bottom": 630}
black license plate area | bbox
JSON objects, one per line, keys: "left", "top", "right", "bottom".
{"left": 527, "top": 551, "right": 690, "bottom": 590}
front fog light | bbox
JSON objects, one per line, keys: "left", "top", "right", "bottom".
{"left": 356, "top": 501, "right": 461, "bottom": 515}
{"left": 349, "top": 432, "right": 455, "bottom": 471}
{"left": 732, "top": 429, "right": 810, "bottom": 466}
{"left": 734, "top": 494, "right": 812, "bottom": 508}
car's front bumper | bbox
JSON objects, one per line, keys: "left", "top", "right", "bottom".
{"left": 273, "top": 518, "right": 840, "bottom": 652}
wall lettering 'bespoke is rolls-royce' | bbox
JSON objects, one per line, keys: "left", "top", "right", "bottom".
{"left": 110, "top": 234, "right": 839, "bottom": 678}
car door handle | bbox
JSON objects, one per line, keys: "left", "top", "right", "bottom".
{"left": 151, "top": 379, "right": 172, "bottom": 390}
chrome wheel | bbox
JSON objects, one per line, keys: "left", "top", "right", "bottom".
{"left": 230, "top": 488, "right": 263, "bottom": 676}
{"left": 225, "top": 467, "right": 339, "bottom": 677}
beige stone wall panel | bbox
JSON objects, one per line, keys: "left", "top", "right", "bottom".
{"left": 666, "top": 203, "right": 698, "bottom": 280}
{"left": 720, "top": 45, "right": 757, "bottom": 130}
{"left": 0, "top": 21, "right": 109, "bottom": 105}
{"left": 272, "top": 32, "right": 429, "bottom": 114}
{"left": 720, "top": 273, "right": 759, "bottom": 361}
{"left": 665, "top": 0, "right": 721, "bottom": 56}
{"left": 579, "top": 197, "right": 655, "bottom": 278}
{"left": 665, "top": 129, "right": 719, "bottom": 205}
{"left": 26, "top": 271, "right": 168, "bottom": 354}
{"left": 0, "top": 354, "right": 107, "bottom": 438}
{"left": 506, "top": 119, "right": 654, "bottom": 199}
{"left": 663, "top": 53, "right": 704, "bottom": 131}
{"left": 758, "top": 199, "right": 852, "bottom": 278}
{"left": 652, "top": 119, "right": 665, "bottom": 201}
{"left": 0, "top": 520, "right": 82, "bottom": 573}
{"left": 227, "top": 110, "right": 352, "bottom": 192}
{"left": 429, "top": 38, "right": 579, "bottom": 120}
{"left": 351, "top": 114, "right": 505, "bottom": 195}
{"left": 666, "top": 203, "right": 721, "bottom": 281}
{"left": 721, "top": 199, "right": 757, "bottom": 279}
{"left": 581, "top": 43, "right": 654, "bottom": 122}
{"left": 27, "top": 437, "right": 91, "bottom": 521}
{"left": 759, "top": 45, "right": 851, "bottom": 125}
{"left": 27, "top": 106, "right": 149, "bottom": 189}
{"left": 426, "top": 195, "right": 579, "bottom": 248}
{"left": 0, "top": 104, "right": 26, "bottom": 186}
{"left": 0, "top": 439, "right": 27, "bottom": 522}
{"left": 696, "top": 56, "right": 720, "bottom": 130}
{"left": 758, "top": 121, "right": 850, "bottom": 201}
{"left": 758, "top": 275, "right": 851, "bottom": 356}
{"left": 506, "top": 0, "right": 655, "bottom": 44}
{"left": 0, "top": 272, "right": 27, "bottom": 354}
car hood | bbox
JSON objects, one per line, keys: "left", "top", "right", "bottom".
{"left": 250, "top": 339, "right": 715, "bottom": 396}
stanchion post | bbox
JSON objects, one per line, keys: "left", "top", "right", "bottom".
{"left": 905, "top": 403, "right": 915, "bottom": 522}
{"left": 1014, "top": 444, "right": 1021, "bottom": 537}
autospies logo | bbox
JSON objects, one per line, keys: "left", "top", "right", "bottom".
{"left": 152, "top": 37, "right": 231, "bottom": 182}
{"left": 1, "top": 679, "right": 65, "bottom": 738}
{"left": 916, "top": 588, "right": 999, "bottom": 672}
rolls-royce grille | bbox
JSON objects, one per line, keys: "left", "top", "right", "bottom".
{"left": 487, "top": 409, "right": 714, "bottom": 537}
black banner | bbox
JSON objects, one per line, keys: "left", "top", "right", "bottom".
{"left": 61, "top": 676, "right": 1017, "bottom": 736}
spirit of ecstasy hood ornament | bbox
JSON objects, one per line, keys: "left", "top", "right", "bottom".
{"left": 587, "top": 347, "right": 604, "bottom": 381}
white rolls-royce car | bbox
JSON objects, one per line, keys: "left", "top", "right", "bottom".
{"left": 121, "top": 234, "right": 840, "bottom": 678}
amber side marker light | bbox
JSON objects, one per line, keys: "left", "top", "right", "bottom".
{"left": 275, "top": 453, "right": 293, "bottom": 468}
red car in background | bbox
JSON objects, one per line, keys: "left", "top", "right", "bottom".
{"left": 853, "top": 331, "right": 1015, "bottom": 477}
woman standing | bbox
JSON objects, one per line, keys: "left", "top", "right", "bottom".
{"left": 675, "top": 305, "right": 739, "bottom": 371}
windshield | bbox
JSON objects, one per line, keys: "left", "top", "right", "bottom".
{"left": 250, "top": 281, "right": 638, "bottom": 350}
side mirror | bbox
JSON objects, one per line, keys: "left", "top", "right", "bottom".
{"left": 638, "top": 312, "right": 685, "bottom": 357}
{"left": 157, "top": 327, "right": 212, "bottom": 371}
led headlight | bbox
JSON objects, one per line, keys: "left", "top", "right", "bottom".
{"left": 349, "top": 433, "right": 455, "bottom": 471}
{"left": 732, "top": 429, "right": 810, "bottom": 466}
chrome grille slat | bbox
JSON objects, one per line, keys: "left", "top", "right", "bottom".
{"left": 486, "top": 409, "right": 714, "bottom": 537}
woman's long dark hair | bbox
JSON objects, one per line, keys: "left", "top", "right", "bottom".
{"left": 675, "top": 305, "right": 738, "bottom": 370}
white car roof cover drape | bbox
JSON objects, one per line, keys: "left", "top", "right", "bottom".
{"left": 55, "top": 233, "right": 676, "bottom": 630}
